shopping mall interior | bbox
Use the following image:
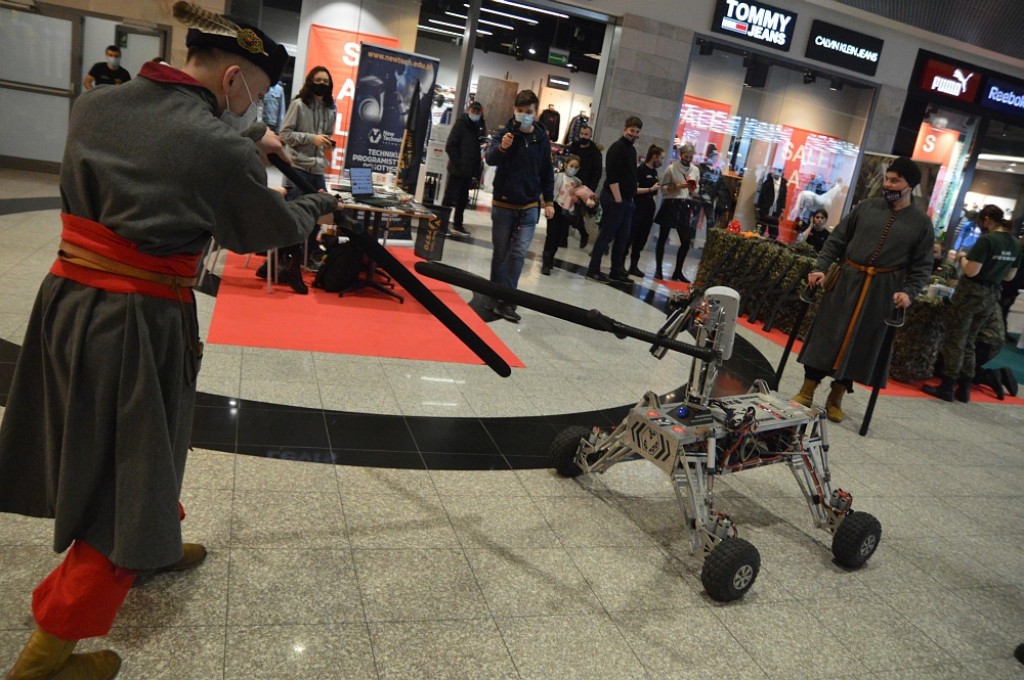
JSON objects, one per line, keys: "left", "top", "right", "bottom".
{"left": 2, "top": 0, "right": 1024, "bottom": 678}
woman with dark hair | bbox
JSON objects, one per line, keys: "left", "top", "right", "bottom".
{"left": 626, "top": 144, "right": 664, "bottom": 277}
{"left": 796, "top": 208, "right": 830, "bottom": 252}
{"left": 653, "top": 142, "right": 700, "bottom": 281}
{"left": 268, "top": 66, "right": 337, "bottom": 293}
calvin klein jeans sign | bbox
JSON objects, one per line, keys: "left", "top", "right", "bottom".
{"left": 804, "top": 20, "right": 883, "bottom": 76}
{"left": 711, "top": 0, "right": 796, "bottom": 51}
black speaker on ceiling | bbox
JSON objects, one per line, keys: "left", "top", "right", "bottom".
{"left": 744, "top": 61, "right": 769, "bottom": 88}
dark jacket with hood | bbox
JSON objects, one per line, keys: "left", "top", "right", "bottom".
{"left": 445, "top": 113, "right": 483, "bottom": 179}
{"left": 485, "top": 118, "right": 555, "bottom": 209}
{"left": 567, "top": 138, "right": 603, "bottom": 192}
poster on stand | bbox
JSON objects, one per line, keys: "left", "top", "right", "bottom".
{"left": 305, "top": 25, "right": 399, "bottom": 176}
{"left": 346, "top": 43, "right": 438, "bottom": 180}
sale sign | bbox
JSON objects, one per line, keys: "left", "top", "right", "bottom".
{"left": 676, "top": 95, "right": 735, "bottom": 160}
{"left": 305, "top": 24, "right": 400, "bottom": 175}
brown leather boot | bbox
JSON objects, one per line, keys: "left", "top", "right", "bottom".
{"left": 792, "top": 378, "right": 819, "bottom": 407}
{"left": 825, "top": 382, "right": 847, "bottom": 422}
{"left": 154, "top": 543, "right": 208, "bottom": 574}
{"left": 5, "top": 627, "right": 120, "bottom": 680}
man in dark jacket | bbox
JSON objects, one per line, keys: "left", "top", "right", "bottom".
{"left": 567, "top": 125, "right": 602, "bottom": 193}
{"left": 586, "top": 116, "right": 643, "bottom": 284}
{"left": 442, "top": 101, "right": 484, "bottom": 235}
{"left": 484, "top": 89, "right": 555, "bottom": 322}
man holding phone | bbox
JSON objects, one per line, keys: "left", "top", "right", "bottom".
{"left": 484, "top": 89, "right": 555, "bottom": 322}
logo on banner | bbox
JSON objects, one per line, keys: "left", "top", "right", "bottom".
{"left": 918, "top": 59, "right": 980, "bottom": 103}
{"left": 981, "top": 76, "right": 1024, "bottom": 119}
{"left": 712, "top": 0, "right": 795, "bottom": 50}
{"left": 804, "top": 20, "right": 883, "bottom": 76}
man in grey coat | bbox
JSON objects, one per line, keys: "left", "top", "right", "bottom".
{"left": 792, "top": 157, "right": 933, "bottom": 422}
{"left": 1, "top": 12, "right": 340, "bottom": 680}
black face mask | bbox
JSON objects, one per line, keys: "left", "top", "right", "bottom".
{"left": 311, "top": 82, "right": 332, "bottom": 98}
{"left": 577, "top": 139, "right": 591, "bottom": 147}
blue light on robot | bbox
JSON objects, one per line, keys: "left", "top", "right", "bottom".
{"left": 676, "top": 406, "right": 689, "bottom": 419}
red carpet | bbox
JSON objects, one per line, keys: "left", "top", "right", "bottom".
{"left": 207, "top": 249, "right": 525, "bottom": 368}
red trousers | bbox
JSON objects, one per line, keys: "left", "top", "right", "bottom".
{"left": 31, "top": 503, "right": 186, "bottom": 640}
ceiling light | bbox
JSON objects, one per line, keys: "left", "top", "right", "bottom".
{"left": 829, "top": 77, "right": 843, "bottom": 91}
{"left": 445, "top": 11, "right": 513, "bottom": 30}
{"left": 418, "top": 24, "right": 463, "bottom": 38}
{"left": 464, "top": 3, "right": 538, "bottom": 24}
{"left": 493, "top": 0, "right": 569, "bottom": 20}
{"left": 978, "top": 154, "right": 1024, "bottom": 163}
{"left": 528, "top": 47, "right": 536, "bottom": 54}
{"left": 428, "top": 18, "right": 491, "bottom": 35}
{"left": 584, "top": 52, "right": 601, "bottom": 60}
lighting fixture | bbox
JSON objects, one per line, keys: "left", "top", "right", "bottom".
{"left": 444, "top": 11, "right": 513, "bottom": 30}
{"left": 464, "top": 3, "right": 538, "bottom": 24}
{"left": 428, "top": 18, "right": 491, "bottom": 35}
{"left": 803, "top": 70, "right": 815, "bottom": 84}
{"left": 493, "top": 0, "right": 569, "bottom": 20}
{"left": 528, "top": 47, "right": 536, "bottom": 54}
{"left": 829, "top": 77, "right": 842, "bottom": 91}
{"left": 417, "top": 24, "right": 463, "bottom": 38}
{"left": 698, "top": 40, "right": 713, "bottom": 56}
{"left": 584, "top": 52, "right": 601, "bottom": 60}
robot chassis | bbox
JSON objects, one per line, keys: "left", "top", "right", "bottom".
{"left": 549, "top": 286, "right": 882, "bottom": 602}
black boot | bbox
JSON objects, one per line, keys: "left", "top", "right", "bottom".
{"left": 975, "top": 369, "right": 1004, "bottom": 400}
{"left": 578, "top": 226, "right": 589, "bottom": 250}
{"left": 541, "top": 252, "right": 553, "bottom": 276}
{"left": 1001, "top": 367, "right": 1019, "bottom": 397}
{"left": 279, "top": 256, "right": 308, "bottom": 295}
{"left": 954, "top": 376, "right": 972, "bottom": 403}
{"left": 922, "top": 376, "right": 955, "bottom": 402}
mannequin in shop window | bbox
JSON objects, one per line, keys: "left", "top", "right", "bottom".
{"left": 538, "top": 104, "right": 561, "bottom": 142}
{"left": 756, "top": 167, "right": 787, "bottom": 239}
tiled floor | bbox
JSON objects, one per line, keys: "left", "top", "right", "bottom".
{"left": 2, "top": 168, "right": 1024, "bottom": 678}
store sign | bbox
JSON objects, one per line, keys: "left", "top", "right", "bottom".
{"left": 547, "top": 75, "right": 570, "bottom": 91}
{"left": 912, "top": 122, "right": 958, "bottom": 166}
{"left": 917, "top": 58, "right": 981, "bottom": 103}
{"left": 548, "top": 47, "right": 569, "bottom": 66}
{"left": 804, "top": 20, "right": 883, "bottom": 76}
{"left": 711, "top": 0, "right": 796, "bottom": 51}
{"left": 981, "top": 76, "right": 1024, "bottom": 119}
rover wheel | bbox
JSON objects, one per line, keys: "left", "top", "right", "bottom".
{"left": 831, "top": 510, "right": 881, "bottom": 568}
{"left": 550, "top": 426, "right": 594, "bottom": 477}
{"left": 701, "top": 538, "right": 760, "bottom": 602}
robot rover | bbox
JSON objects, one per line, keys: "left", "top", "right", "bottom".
{"left": 548, "top": 286, "right": 881, "bottom": 602}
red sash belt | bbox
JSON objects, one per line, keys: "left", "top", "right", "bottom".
{"left": 50, "top": 214, "right": 201, "bottom": 302}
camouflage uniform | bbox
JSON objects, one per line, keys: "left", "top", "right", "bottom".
{"left": 938, "top": 279, "right": 1001, "bottom": 379}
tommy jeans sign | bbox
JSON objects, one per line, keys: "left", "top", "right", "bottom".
{"left": 804, "top": 20, "right": 883, "bottom": 76}
{"left": 711, "top": 0, "right": 796, "bottom": 51}
{"left": 981, "top": 76, "right": 1024, "bottom": 119}
{"left": 917, "top": 58, "right": 981, "bottom": 103}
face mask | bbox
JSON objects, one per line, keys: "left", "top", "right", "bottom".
{"left": 107, "top": 57, "right": 120, "bottom": 68}
{"left": 469, "top": 113, "right": 481, "bottom": 122}
{"left": 653, "top": 160, "right": 662, "bottom": 168}
{"left": 578, "top": 139, "right": 591, "bottom": 146}
{"left": 221, "top": 71, "right": 258, "bottom": 132}
{"left": 513, "top": 112, "right": 534, "bottom": 128}
{"left": 566, "top": 167, "right": 578, "bottom": 177}
{"left": 680, "top": 159, "right": 691, "bottom": 167}
{"left": 624, "top": 134, "right": 638, "bottom": 144}
{"left": 882, "top": 185, "right": 908, "bottom": 205}
{"left": 311, "top": 82, "right": 332, "bottom": 98}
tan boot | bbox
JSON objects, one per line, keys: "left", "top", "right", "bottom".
{"left": 5, "top": 627, "right": 120, "bottom": 680}
{"left": 792, "top": 378, "right": 819, "bottom": 407}
{"left": 154, "top": 543, "right": 207, "bottom": 574}
{"left": 825, "top": 382, "right": 847, "bottom": 422}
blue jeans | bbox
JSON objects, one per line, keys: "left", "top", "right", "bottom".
{"left": 285, "top": 168, "right": 327, "bottom": 199}
{"left": 490, "top": 205, "right": 538, "bottom": 292}
{"left": 588, "top": 191, "right": 635, "bottom": 276}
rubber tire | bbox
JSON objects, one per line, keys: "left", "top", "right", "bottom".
{"left": 550, "top": 426, "right": 594, "bottom": 477}
{"left": 700, "top": 538, "right": 760, "bottom": 602}
{"left": 831, "top": 510, "right": 882, "bottom": 569}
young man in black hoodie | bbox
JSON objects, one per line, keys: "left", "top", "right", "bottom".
{"left": 484, "top": 89, "right": 555, "bottom": 322}
{"left": 443, "top": 101, "right": 485, "bottom": 235}
{"left": 587, "top": 116, "right": 643, "bottom": 284}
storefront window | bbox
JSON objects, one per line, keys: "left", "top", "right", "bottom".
{"left": 675, "top": 44, "right": 874, "bottom": 242}
{"left": 909, "top": 105, "right": 980, "bottom": 244}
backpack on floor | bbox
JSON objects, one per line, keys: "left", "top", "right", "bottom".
{"left": 313, "top": 240, "right": 363, "bottom": 293}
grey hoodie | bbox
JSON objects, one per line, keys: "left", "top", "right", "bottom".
{"left": 280, "top": 96, "right": 337, "bottom": 174}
